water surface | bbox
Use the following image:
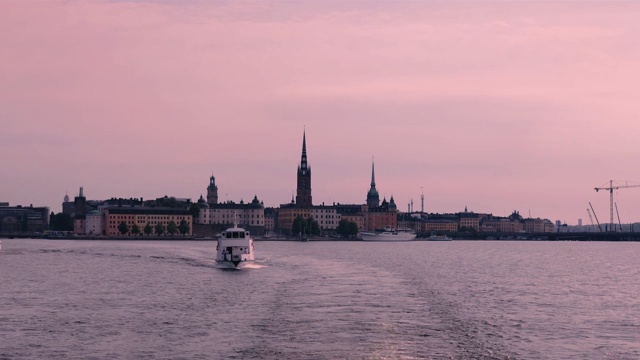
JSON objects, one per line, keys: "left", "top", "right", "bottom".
{"left": 1, "top": 239, "right": 639, "bottom": 359}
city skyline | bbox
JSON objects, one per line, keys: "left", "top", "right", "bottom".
{"left": 2, "top": 1, "right": 640, "bottom": 224}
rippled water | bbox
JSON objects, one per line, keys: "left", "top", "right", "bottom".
{"left": 1, "top": 239, "right": 639, "bottom": 359}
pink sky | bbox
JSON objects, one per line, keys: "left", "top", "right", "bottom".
{"left": 2, "top": 1, "right": 640, "bottom": 224}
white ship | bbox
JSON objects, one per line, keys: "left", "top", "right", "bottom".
{"left": 216, "top": 221, "right": 255, "bottom": 268}
{"left": 428, "top": 234, "right": 452, "bottom": 241}
{"left": 360, "top": 227, "right": 416, "bottom": 242}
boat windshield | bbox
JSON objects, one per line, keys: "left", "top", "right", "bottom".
{"left": 226, "top": 231, "right": 245, "bottom": 239}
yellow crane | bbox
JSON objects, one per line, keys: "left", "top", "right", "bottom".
{"left": 594, "top": 180, "right": 640, "bottom": 232}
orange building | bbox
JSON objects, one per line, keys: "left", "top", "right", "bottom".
{"left": 423, "top": 219, "right": 458, "bottom": 233}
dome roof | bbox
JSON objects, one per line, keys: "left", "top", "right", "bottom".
{"left": 388, "top": 196, "right": 397, "bottom": 209}
{"left": 197, "top": 195, "right": 210, "bottom": 209}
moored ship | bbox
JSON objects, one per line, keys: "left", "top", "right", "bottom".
{"left": 428, "top": 234, "right": 452, "bottom": 241}
{"left": 359, "top": 227, "right": 416, "bottom": 242}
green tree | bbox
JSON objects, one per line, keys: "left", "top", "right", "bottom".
{"left": 131, "top": 224, "right": 141, "bottom": 236}
{"left": 336, "top": 219, "right": 349, "bottom": 237}
{"left": 189, "top": 203, "right": 200, "bottom": 220}
{"left": 291, "top": 216, "right": 321, "bottom": 236}
{"left": 347, "top": 221, "right": 359, "bottom": 236}
{"left": 179, "top": 219, "right": 190, "bottom": 236}
{"left": 307, "top": 216, "right": 320, "bottom": 235}
{"left": 155, "top": 223, "right": 165, "bottom": 236}
{"left": 292, "top": 216, "right": 306, "bottom": 236}
{"left": 337, "top": 219, "right": 358, "bottom": 237}
{"left": 459, "top": 226, "right": 477, "bottom": 234}
{"left": 118, "top": 221, "right": 129, "bottom": 236}
{"left": 167, "top": 221, "right": 178, "bottom": 236}
{"left": 49, "top": 212, "right": 74, "bottom": 231}
{"left": 144, "top": 223, "right": 153, "bottom": 236}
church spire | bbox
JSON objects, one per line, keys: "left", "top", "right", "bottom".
{"left": 366, "top": 157, "right": 380, "bottom": 208}
{"left": 296, "top": 129, "right": 312, "bottom": 207}
{"left": 370, "top": 157, "right": 376, "bottom": 187}
{"left": 300, "top": 129, "right": 308, "bottom": 170}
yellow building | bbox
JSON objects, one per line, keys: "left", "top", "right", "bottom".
{"left": 459, "top": 215, "right": 480, "bottom": 231}
{"left": 104, "top": 206, "right": 192, "bottom": 237}
{"left": 277, "top": 204, "right": 340, "bottom": 235}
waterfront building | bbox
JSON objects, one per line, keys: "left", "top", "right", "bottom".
{"left": 334, "top": 204, "right": 366, "bottom": 232}
{"left": 524, "top": 218, "right": 554, "bottom": 233}
{"left": 332, "top": 160, "right": 398, "bottom": 232}
{"left": 197, "top": 195, "right": 265, "bottom": 235}
{"left": 362, "top": 161, "right": 397, "bottom": 231}
{"left": 103, "top": 206, "right": 192, "bottom": 237}
{"left": 275, "top": 131, "right": 340, "bottom": 235}
{"left": 481, "top": 217, "right": 524, "bottom": 233}
{"left": 423, "top": 219, "right": 459, "bottom": 233}
{"left": 70, "top": 187, "right": 193, "bottom": 236}
{"left": 85, "top": 210, "right": 103, "bottom": 235}
{"left": 0, "top": 203, "right": 50, "bottom": 234}
{"left": 459, "top": 210, "right": 480, "bottom": 231}
{"left": 278, "top": 203, "right": 340, "bottom": 235}
{"left": 264, "top": 207, "right": 276, "bottom": 233}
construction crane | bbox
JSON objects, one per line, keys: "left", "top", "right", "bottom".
{"left": 594, "top": 180, "right": 640, "bottom": 232}
{"left": 586, "top": 208, "right": 595, "bottom": 228}
{"left": 589, "top": 202, "right": 603, "bottom": 232}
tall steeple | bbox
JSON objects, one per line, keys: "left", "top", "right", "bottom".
{"left": 370, "top": 158, "right": 376, "bottom": 188}
{"left": 300, "top": 130, "right": 308, "bottom": 171}
{"left": 207, "top": 173, "right": 219, "bottom": 205}
{"left": 296, "top": 130, "right": 312, "bottom": 207}
{"left": 366, "top": 158, "right": 380, "bottom": 208}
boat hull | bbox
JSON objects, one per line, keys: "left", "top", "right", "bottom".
{"left": 360, "top": 231, "right": 416, "bottom": 242}
{"left": 428, "top": 235, "right": 452, "bottom": 241}
{"left": 216, "top": 259, "right": 255, "bottom": 269}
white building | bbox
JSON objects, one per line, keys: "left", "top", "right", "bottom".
{"left": 196, "top": 195, "right": 265, "bottom": 235}
{"left": 85, "top": 210, "right": 103, "bottom": 235}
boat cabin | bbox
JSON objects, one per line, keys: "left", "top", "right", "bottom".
{"left": 223, "top": 230, "right": 250, "bottom": 239}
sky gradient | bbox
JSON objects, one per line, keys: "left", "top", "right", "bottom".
{"left": 2, "top": 1, "right": 640, "bottom": 224}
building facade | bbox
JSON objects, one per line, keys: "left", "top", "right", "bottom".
{"left": 104, "top": 206, "right": 192, "bottom": 237}
{"left": 85, "top": 210, "right": 103, "bottom": 235}
{"left": 197, "top": 195, "right": 265, "bottom": 235}
{"left": 278, "top": 203, "right": 340, "bottom": 235}
{"left": 0, "top": 203, "right": 50, "bottom": 234}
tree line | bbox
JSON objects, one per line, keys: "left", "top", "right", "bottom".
{"left": 291, "top": 216, "right": 358, "bottom": 237}
{"left": 118, "top": 220, "right": 190, "bottom": 237}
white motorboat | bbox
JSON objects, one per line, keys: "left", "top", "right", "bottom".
{"left": 428, "top": 234, "right": 452, "bottom": 241}
{"left": 216, "top": 221, "right": 255, "bottom": 268}
{"left": 360, "top": 227, "right": 416, "bottom": 242}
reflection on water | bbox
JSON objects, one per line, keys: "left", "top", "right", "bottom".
{"left": 1, "top": 239, "right": 639, "bottom": 359}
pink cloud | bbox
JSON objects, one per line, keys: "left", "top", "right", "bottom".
{"left": 1, "top": 1, "right": 640, "bottom": 223}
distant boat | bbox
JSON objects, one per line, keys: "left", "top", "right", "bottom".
{"left": 360, "top": 227, "right": 416, "bottom": 242}
{"left": 428, "top": 234, "right": 452, "bottom": 241}
{"left": 216, "top": 220, "right": 255, "bottom": 268}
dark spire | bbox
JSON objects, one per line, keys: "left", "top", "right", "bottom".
{"left": 300, "top": 129, "right": 308, "bottom": 170}
{"left": 370, "top": 157, "right": 376, "bottom": 187}
{"left": 366, "top": 157, "right": 380, "bottom": 208}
